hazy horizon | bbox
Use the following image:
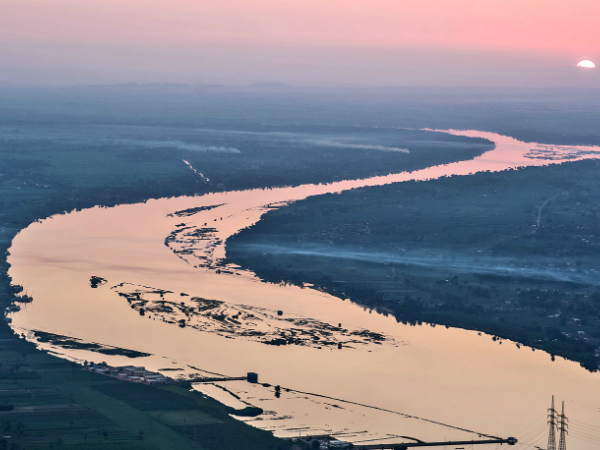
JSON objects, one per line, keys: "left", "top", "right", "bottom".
{"left": 2, "top": 2, "right": 600, "bottom": 450}
{"left": 1, "top": 0, "right": 599, "bottom": 88}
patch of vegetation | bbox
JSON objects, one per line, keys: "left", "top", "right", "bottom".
{"left": 113, "top": 284, "right": 395, "bottom": 349}
{"left": 89, "top": 276, "right": 107, "bottom": 289}
{"left": 33, "top": 331, "right": 151, "bottom": 358}
{"left": 227, "top": 406, "right": 264, "bottom": 417}
{"left": 168, "top": 204, "right": 225, "bottom": 218}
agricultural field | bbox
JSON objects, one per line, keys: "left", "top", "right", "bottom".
{"left": 0, "top": 336, "right": 285, "bottom": 449}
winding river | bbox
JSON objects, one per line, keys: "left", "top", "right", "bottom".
{"left": 7, "top": 130, "right": 600, "bottom": 449}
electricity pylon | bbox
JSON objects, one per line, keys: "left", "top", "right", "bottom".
{"left": 558, "top": 401, "right": 568, "bottom": 450}
{"left": 547, "top": 396, "right": 557, "bottom": 450}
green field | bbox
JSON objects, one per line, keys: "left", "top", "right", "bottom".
{"left": 0, "top": 338, "right": 288, "bottom": 449}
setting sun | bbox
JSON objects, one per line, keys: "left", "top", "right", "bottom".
{"left": 577, "top": 60, "right": 596, "bottom": 68}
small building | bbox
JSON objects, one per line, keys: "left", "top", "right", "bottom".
{"left": 143, "top": 374, "right": 168, "bottom": 385}
{"left": 122, "top": 366, "right": 146, "bottom": 377}
{"left": 247, "top": 372, "right": 258, "bottom": 383}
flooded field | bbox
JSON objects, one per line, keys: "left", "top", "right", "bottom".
{"left": 7, "top": 131, "right": 600, "bottom": 448}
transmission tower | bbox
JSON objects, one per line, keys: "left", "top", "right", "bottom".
{"left": 547, "top": 396, "right": 557, "bottom": 450}
{"left": 558, "top": 401, "right": 568, "bottom": 450}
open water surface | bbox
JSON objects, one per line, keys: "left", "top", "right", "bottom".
{"left": 7, "top": 131, "right": 600, "bottom": 448}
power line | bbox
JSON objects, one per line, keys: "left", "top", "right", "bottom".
{"left": 520, "top": 429, "right": 547, "bottom": 448}
{"left": 571, "top": 428, "right": 600, "bottom": 440}
{"left": 519, "top": 422, "right": 546, "bottom": 444}
{"left": 516, "top": 416, "right": 545, "bottom": 440}
{"left": 525, "top": 429, "right": 548, "bottom": 446}
{"left": 570, "top": 418, "right": 600, "bottom": 434}
{"left": 569, "top": 428, "right": 600, "bottom": 444}
{"left": 568, "top": 433, "right": 600, "bottom": 447}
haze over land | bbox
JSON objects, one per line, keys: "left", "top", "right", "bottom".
{"left": 1, "top": 0, "right": 600, "bottom": 449}
{"left": 1, "top": 87, "right": 600, "bottom": 449}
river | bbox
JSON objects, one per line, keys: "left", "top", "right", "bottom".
{"left": 7, "top": 130, "right": 600, "bottom": 448}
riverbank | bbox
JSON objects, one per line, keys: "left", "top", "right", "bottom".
{"left": 0, "top": 156, "right": 279, "bottom": 450}
{"left": 227, "top": 159, "right": 600, "bottom": 372}
{"left": 7, "top": 129, "right": 600, "bottom": 449}
{"left": 0, "top": 113, "right": 492, "bottom": 447}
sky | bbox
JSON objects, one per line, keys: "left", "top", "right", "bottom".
{"left": 0, "top": 0, "right": 599, "bottom": 87}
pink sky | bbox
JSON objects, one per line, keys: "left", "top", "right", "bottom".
{"left": 0, "top": 0, "right": 598, "bottom": 86}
